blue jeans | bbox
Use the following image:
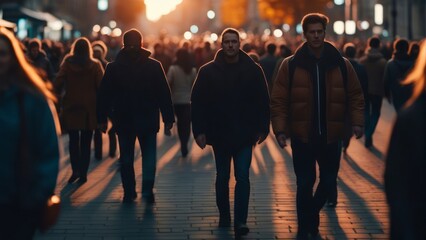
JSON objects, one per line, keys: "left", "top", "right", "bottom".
{"left": 212, "top": 145, "right": 252, "bottom": 225}
{"left": 117, "top": 132, "right": 157, "bottom": 196}
{"left": 291, "top": 137, "right": 341, "bottom": 235}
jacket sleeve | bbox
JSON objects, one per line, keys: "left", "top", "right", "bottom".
{"left": 191, "top": 67, "right": 208, "bottom": 138}
{"left": 345, "top": 59, "right": 365, "bottom": 127}
{"left": 96, "top": 63, "right": 113, "bottom": 124}
{"left": 28, "top": 95, "right": 59, "bottom": 206}
{"left": 254, "top": 64, "right": 270, "bottom": 135}
{"left": 156, "top": 62, "right": 175, "bottom": 124}
{"left": 270, "top": 58, "right": 291, "bottom": 136}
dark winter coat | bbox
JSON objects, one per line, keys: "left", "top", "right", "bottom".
{"left": 191, "top": 49, "right": 270, "bottom": 149}
{"left": 97, "top": 48, "right": 174, "bottom": 134}
{"left": 384, "top": 54, "right": 414, "bottom": 111}
{"left": 385, "top": 93, "right": 426, "bottom": 240}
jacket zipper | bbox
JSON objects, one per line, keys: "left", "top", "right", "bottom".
{"left": 316, "top": 64, "right": 321, "bottom": 135}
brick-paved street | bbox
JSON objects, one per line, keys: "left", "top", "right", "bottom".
{"left": 34, "top": 101, "right": 395, "bottom": 240}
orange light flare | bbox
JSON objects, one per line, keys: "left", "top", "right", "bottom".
{"left": 144, "top": 0, "right": 183, "bottom": 22}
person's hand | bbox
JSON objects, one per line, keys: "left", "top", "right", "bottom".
{"left": 275, "top": 133, "right": 287, "bottom": 148}
{"left": 98, "top": 123, "right": 107, "bottom": 133}
{"left": 164, "top": 122, "right": 173, "bottom": 136}
{"left": 257, "top": 132, "right": 268, "bottom": 144}
{"left": 195, "top": 134, "right": 207, "bottom": 149}
{"left": 353, "top": 126, "right": 364, "bottom": 139}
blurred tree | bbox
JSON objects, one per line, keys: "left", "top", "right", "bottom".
{"left": 258, "top": 0, "right": 329, "bottom": 26}
{"left": 221, "top": 0, "right": 247, "bottom": 28}
{"left": 114, "top": 0, "right": 145, "bottom": 25}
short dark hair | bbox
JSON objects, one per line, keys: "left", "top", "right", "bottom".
{"left": 220, "top": 28, "right": 240, "bottom": 43}
{"left": 368, "top": 37, "right": 381, "bottom": 48}
{"left": 301, "top": 13, "right": 329, "bottom": 33}
{"left": 343, "top": 43, "right": 356, "bottom": 58}
{"left": 265, "top": 41, "right": 277, "bottom": 55}
{"left": 393, "top": 38, "right": 409, "bottom": 54}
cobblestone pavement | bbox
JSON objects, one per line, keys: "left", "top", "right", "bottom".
{"left": 35, "top": 102, "right": 396, "bottom": 240}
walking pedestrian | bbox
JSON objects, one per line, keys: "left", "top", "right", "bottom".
{"left": 191, "top": 28, "right": 270, "bottom": 237}
{"left": 54, "top": 37, "right": 104, "bottom": 184}
{"left": 385, "top": 39, "right": 426, "bottom": 240}
{"left": 97, "top": 28, "right": 175, "bottom": 203}
{"left": 359, "top": 37, "right": 387, "bottom": 148}
{"left": 167, "top": 48, "right": 197, "bottom": 157}
{"left": 384, "top": 39, "right": 415, "bottom": 112}
{"left": 271, "top": 13, "right": 364, "bottom": 239}
{"left": 0, "top": 27, "right": 60, "bottom": 239}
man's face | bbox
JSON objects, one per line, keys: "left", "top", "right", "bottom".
{"left": 221, "top": 33, "right": 240, "bottom": 58}
{"left": 304, "top": 23, "right": 325, "bottom": 50}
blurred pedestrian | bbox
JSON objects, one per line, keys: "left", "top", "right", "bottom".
{"left": 341, "top": 43, "right": 369, "bottom": 153}
{"left": 191, "top": 28, "right": 270, "bottom": 237}
{"left": 259, "top": 41, "right": 278, "bottom": 92}
{"left": 0, "top": 27, "right": 59, "bottom": 239}
{"left": 359, "top": 37, "right": 387, "bottom": 148}
{"left": 97, "top": 29, "right": 175, "bottom": 204}
{"left": 385, "top": 39, "right": 426, "bottom": 240}
{"left": 167, "top": 48, "right": 197, "bottom": 157}
{"left": 271, "top": 13, "right": 364, "bottom": 239}
{"left": 54, "top": 37, "right": 104, "bottom": 184}
{"left": 91, "top": 40, "right": 111, "bottom": 159}
{"left": 27, "top": 38, "right": 55, "bottom": 83}
{"left": 384, "top": 39, "right": 415, "bottom": 112}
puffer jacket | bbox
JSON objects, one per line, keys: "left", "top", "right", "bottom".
{"left": 271, "top": 42, "right": 364, "bottom": 143}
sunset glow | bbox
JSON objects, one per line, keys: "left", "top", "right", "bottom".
{"left": 144, "top": 0, "right": 183, "bottom": 22}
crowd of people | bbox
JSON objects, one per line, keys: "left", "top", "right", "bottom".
{"left": 0, "top": 10, "right": 425, "bottom": 239}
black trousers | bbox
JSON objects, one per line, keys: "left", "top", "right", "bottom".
{"left": 68, "top": 130, "right": 93, "bottom": 177}
{"left": 174, "top": 104, "right": 191, "bottom": 156}
{"left": 291, "top": 137, "right": 341, "bottom": 235}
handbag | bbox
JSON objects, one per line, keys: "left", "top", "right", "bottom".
{"left": 17, "top": 91, "right": 61, "bottom": 233}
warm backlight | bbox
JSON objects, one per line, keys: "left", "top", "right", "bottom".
{"left": 144, "top": 0, "right": 183, "bottom": 22}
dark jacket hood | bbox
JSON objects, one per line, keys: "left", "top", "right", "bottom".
{"left": 365, "top": 48, "right": 385, "bottom": 62}
{"left": 292, "top": 41, "right": 344, "bottom": 71}
{"left": 213, "top": 49, "right": 256, "bottom": 67}
{"left": 115, "top": 47, "right": 151, "bottom": 66}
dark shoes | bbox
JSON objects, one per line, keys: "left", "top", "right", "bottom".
{"left": 365, "top": 137, "right": 373, "bottom": 148}
{"left": 142, "top": 194, "right": 155, "bottom": 204}
{"left": 234, "top": 223, "right": 249, "bottom": 236}
{"left": 218, "top": 215, "right": 231, "bottom": 228}
{"left": 78, "top": 176, "right": 87, "bottom": 184}
{"left": 123, "top": 191, "right": 137, "bottom": 203}
{"left": 296, "top": 232, "right": 323, "bottom": 240}
{"left": 68, "top": 174, "right": 79, "bottom": 184}
{"left": 327, "top": 201, "right": 337, "bottom": 208}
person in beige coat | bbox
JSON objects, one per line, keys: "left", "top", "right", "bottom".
{"left": 55, "top": 37, "right": 104, "bottom": 184}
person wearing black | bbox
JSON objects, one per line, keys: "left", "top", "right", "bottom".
{"left": 97, "top": 29, "right": 174, "bottom": 203}
{"left": 191, "top": 28, "right": 270, "bottom": 237}
{"left": 385, "top": 40, "right": 426, "bottom": 240}
{"left": 384, "top": 39, "right": 415, "bottom": 112}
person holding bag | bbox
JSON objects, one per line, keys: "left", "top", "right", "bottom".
{"left": 0, "top": 27, "right": 60, "bottom": 239}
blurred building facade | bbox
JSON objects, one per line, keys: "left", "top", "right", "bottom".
{"left": 1, "top": 0, "right": 425, "bottom": 41}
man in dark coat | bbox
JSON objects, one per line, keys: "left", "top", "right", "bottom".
{"left": 97, "top": 29, "right": 174, "bottom": 203}
{"left": 191, "top": 28, "right": 270, "bottom": 237}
